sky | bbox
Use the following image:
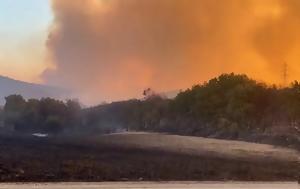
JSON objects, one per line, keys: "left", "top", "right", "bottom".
{"left": 0, "top": 0, "right": 52, "bottom": 82}
{"left": 1, "top": 0, "right": 300, "bottom": 104}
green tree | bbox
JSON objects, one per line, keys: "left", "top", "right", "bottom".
{"left": 65, "top": 99, "right": 82, "bottom": 131}
{"left": 4, "top": 95, "right": 26, "bottom": 130}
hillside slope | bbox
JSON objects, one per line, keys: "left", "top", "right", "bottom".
{"left": 0, "top": 76, "right": 69, "bottom": 104}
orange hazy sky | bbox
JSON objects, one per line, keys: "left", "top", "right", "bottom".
{"left": 1, "top": 0, "right": 300, "bottom": 103}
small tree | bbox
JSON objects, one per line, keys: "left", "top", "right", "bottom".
{"left": 4, "top": 95, "right": 26, "bottom": 129}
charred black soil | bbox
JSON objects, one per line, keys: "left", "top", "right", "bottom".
{"left": 0, "top": 133, "right": 298, "bottom": 182}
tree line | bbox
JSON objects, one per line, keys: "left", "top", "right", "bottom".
{"left": 1, "top": 96, "right": 81, "bottom": 134}
{"left": 0, "top": 73, "right": 299, "bottom": 146}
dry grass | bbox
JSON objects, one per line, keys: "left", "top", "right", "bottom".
{"left": 88, "top": 132, "right": 300, "bottom": 163}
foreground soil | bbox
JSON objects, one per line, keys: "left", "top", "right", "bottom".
{"left": 0, "top": 182, "right": 298, "bottom": 189}
{"left": 0, "top": 132, "right": 299, "bottom": 182}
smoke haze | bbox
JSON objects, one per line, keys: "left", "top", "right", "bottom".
{"left": 44, "top": 0, "right": 300, "bottom": 104}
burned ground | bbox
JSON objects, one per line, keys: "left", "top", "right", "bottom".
{"left": 0, "top": 133, "right": 298, "bottom": 182}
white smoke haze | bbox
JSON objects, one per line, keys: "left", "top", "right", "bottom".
{"left": 44, "top": 0, "right": 300, "bottom": 105}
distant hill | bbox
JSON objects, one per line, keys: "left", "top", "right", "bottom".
{"left": 0, "top": 76, "right": 69, "bottom": 105}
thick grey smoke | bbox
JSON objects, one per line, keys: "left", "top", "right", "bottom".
{"left": 44, "top": 0, "right": 300, "bottom": 104}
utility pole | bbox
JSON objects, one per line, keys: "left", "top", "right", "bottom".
{"left": 283, "top": 61, "right": 288, "bottom": 87}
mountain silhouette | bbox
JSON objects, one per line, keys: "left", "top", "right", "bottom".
{"left": 0, "top": 76, "right": 69, "bottom": 105}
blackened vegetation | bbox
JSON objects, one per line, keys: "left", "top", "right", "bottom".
{"left": 0, "top": 74, "right": 300, "bottom": 149}
{"left": 0, "top": 134, "right": 298, "bottom": 182}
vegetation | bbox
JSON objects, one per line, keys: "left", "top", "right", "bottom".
{"left": 0, "top": 73, "right": 299, "bottom": 148}
{"left": 2, "top": 95, "right": 81, "bottom": 134}
{"left": 82, "top": 73, "right": 300, "bottom": 148}
{"left": 0, "top": 73, "right": 299, "bottom": 182}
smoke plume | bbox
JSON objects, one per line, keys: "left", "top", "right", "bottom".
{"left": 44, "top": 0, "right": 300, "bottom": 104}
